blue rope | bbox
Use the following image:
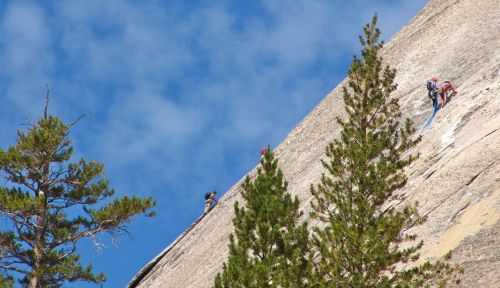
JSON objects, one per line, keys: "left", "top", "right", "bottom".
{"left": 422, "top": 98, "right": 439, "bottom": 131}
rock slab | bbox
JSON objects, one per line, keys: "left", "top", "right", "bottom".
{"left": 130, "top": 0, "right": 500, "bottom": 287}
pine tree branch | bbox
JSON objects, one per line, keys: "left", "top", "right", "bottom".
{"left": 0, "top": 244, "right": 31, "bottom": 270}
{"left": 12, "top": 221, "right": 34, "bottom": 248}
{"left": 0, "top": 263, "right": 30, "bottom": 275}
{"left": 47, "top": 219, "right": 118, "bottom": 250}
{"left": 1, "top": 167, "right": 38, "bottom": 193}
{"left": 366, "top": 101, "right": 384, "bottom": 127}
{"left": 56, "top": 241, "right": 77, "bottom": 261}
{"left": 0, "top": 260, "right": 26, "bottom": 266}
{"left": 48, "top": 193, "right": 110, "bottom": 212}
{"left": 46, "top": 166, "right": 68, "bottom": 187}
{"left": 0, "top": 211, "right": 37, "bottom": 226}
{"left": 18, "top": 118, "right": 37, "bottom": 128}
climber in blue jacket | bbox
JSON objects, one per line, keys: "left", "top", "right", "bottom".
{"left": 427, "top": 76, "right": 440, "bottom": 112}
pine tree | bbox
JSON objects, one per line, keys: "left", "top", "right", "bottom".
{"left": 309, "top": 15, "right": 460, "bottom": 287}
{"left": 213, "top": 147, "right": 311, "bottom": 288}
{"left": 0, "top": 102, "right": 156, "bottom": 288}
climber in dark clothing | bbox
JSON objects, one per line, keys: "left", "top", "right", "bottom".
{"left": 203, "top": 191, "right": 218, "bottom": 215}
{"left": 427, "top": 76, "right": 440, "bottom": 112}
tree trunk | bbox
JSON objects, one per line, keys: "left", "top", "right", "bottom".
{"left": 29, "top": 211, "right": 46, "bottom": 288}
{"left": 30, "top": 162, "right": 49, "bottom": 288}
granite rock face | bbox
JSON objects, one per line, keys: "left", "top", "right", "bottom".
{"left": 130, "top": 0, "right": 500, "bottom": 287}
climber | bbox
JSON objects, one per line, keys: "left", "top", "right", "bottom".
{"left": 426, "top": 76, "right": 440, "bottom": 112}
{"left": 260, "top": 147, "right": 268, "bottom": 160}
{"left": 261, "top": 147, "right": 267, "bottom": 156}
{"left": 438, "top": 80, "right": 458, "bottom": 108}
{"left": 203, "top": 191, "right": 218, "bottom": 215}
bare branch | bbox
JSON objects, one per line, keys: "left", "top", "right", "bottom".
{"left": 0, "top": 263, "right": 30, "bottom": 275}
{"left": 44, "top": 83, "right": 50, "bottom": 120}
{"left": 18, "top": 117, "right": 37, "bottom": 127}
{"left": 70, "top": 111, "right": 94, "bottom": 127}
{"left": 90, "top": 233, "right": 106, "bottom": 254}
{"left": 48, "top": 219, "right": 117, "bottom": 250}
{"left": 56, "top": 241, "right": 77, "bottom": 261}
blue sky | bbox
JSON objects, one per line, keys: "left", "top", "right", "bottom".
{"left": 0, "top": 0, "right": 427, "bottom": 287}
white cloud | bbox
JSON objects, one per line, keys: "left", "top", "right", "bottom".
{"left": 0, "top": 2, "right": 53, "bottom": 117}
{"left": 67, "top": 0, "right": 427, "bottom": 195}
{"left": 0, "top": 1, "right": 430, "bottom": 286}
{"left": 0, "top": 0, "right": 429, "bottom": 202}
{"left": 56, "top": 0, "right": 193, "bottom": 83}
{"left": 97, "top": 90, "right": 202, "bottom": 163}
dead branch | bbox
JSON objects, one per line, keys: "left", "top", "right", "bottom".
{"left": 44, "top": 83, "right": 50, "bottom": 120}
{"left": 70, "top": 111, "right": 95, "bottom": 127}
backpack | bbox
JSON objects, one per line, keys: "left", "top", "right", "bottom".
{"left": 426, "top": 81, "right": 436, "bottom": 99}
{"left": 426, "top": 81, "right": 433, "bottom": 91}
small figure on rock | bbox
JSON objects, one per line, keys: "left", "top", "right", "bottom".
{"left": 438, "top": 80, "right": 458, "bottom": 108}
{"left": 426, "top": 76, "right": 440, "bottom": 112}
{"left": 260, "top": 147, "right": 268, "bottom": 160}
{"left": 203, "top": 191, "right": 218, "bottom": 215}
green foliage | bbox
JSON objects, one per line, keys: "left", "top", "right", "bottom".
{"left": 0, "top": 114, "right": 156, "bottom": 287}
{"left": 309, "top": 15, "right": 461, "bottom": 287}
{"left": 214, "top": 147, "right": 311, "bottom": 288}
{"left": 0, "top": 273, "right": 13, "bottom": 288}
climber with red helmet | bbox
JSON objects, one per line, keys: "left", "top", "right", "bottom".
{"left": 260, "top": 146, "right": 272, "bottom": 162}
{"left": 438, "top": 80, "right": 458, "bottom": 108}
{"left": 260, "top": 147, "right": 268, "bottom": 157}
